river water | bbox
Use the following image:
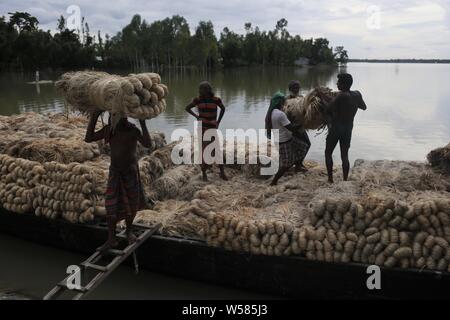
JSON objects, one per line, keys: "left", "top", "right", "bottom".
{"left": 1, "top": 63, "right": 449, "bottom": 161}
{"left": 0, "top": 63, "right": 449, "bottom": 299}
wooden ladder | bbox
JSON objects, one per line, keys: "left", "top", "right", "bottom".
{"left": 43, "top": 223, "right": 160, "bottom": 300}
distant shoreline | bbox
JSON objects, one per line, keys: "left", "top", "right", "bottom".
{"left": 348, "top": 59, "right": 450, "bottom": 64}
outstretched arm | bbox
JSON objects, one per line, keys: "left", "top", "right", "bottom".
{"left": 138, "top": 119, "right": 152, "bottom": 148}
{"left": 185, "top": 100, "right": 200, "bottom": 120}
{"left": 357, "top": 92, "right": 367, "bottom": 110}
{"left": 217, "top": 99, "right": 225, "bottom": 126}
{"left": 85, "top": 110, "right": 107, "bottom": 142}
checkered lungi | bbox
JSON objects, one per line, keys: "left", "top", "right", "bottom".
{"left": 278, "top": 136, "right": 309, "bottom": 168}
{"left": 105, "top": 164, "right": 146, "bottom": 222}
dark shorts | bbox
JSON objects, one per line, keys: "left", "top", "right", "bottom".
{"left": 326, "top": 124, "right": 353, "bottom": 150}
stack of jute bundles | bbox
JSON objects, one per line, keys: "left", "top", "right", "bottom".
{"left": 201, "top": 193, "right": 450, "bottom": 272}
{"left": 55, "top": 71, "right": 168, "bottom": 120}
{"left": 284, "top": 87, "right": 337, "bottom": 130}
{"left": 34, "top": 161, "right": 107, "bottom": 223}
{"left": 0, "top": 155, "right": 42, "bottom": 214}
{"left": 202, "top": 210, "right": 296, "bottom": 256}
{"left": 427, "top": 142, "right": 450, "bottom": 173}
{"left": 299, "top": 195, "right": 450, "bottom": 271}
{"left": 0, "top": 154, "right": 107, "bottom": 223}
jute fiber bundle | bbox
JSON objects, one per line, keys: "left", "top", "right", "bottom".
{"left": 427, "top": 142, "right": 450, "bottom": 173}
{"left": 0, "top": 155, "right": 42, "bottom": 214}
{"left": 0, "top": 154, "right": 107, "bottom": 223}
{"left": 284, "top": 87, "right": 337, "bottom": 130}
{"left": 6, "top": 137, "right": 101, "bottom": 164}
{"left": 201, "top": 194, "right": 450, "bottom": 272}
{"left": 283, "top": 96, "right": 304, "bottom": 127}
{"left": 55, "top": 71, "right": 168, "bottom": 120}
{"left": 0, "top": 112, "right": 167, "bottom": 162}
{"left": 133, "top": 200, "right": 208, "bottom": 239}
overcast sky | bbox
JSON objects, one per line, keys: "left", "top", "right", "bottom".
{"left": 2, "top": 0, "right": 450, "bottom": 59}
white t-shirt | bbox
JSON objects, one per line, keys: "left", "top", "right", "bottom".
{"left": 271, "top": 109, "right": 292, "bottom": 143}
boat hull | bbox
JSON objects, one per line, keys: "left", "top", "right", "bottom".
{"left": 0, "top": 209, "right": 449, "bottom": 299}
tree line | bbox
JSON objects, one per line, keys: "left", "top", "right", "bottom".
{"left": 0, "top": 12, "right": 348, "bottom": 71}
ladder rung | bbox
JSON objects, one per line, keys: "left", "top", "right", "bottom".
{"left": 57, "top": 282, "right": 88, "bottom": 293}
{"left": 82, "top": 262, "right": 108, "bottom": 272}
{"left": 108, "top": 249, "right": 125, "bottom": 256}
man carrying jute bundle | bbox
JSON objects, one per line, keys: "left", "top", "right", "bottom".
{"left": 85, "top": 110, "right": 152, "bottom": 251}
{"left": 320, "top": 73, "right": 367, "bottom": 183}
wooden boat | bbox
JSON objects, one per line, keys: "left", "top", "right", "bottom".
{"left": 1, "top": 208, "right": 449, "bottom": 299}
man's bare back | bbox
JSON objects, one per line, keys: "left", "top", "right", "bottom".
{"left": 329, "top": 90, "right": 366, "bottom": 127}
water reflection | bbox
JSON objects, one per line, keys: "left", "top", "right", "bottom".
{"left": 0, "top": 64, "right": 448, "bottom": 162}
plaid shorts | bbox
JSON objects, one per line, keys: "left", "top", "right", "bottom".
{"left": 278, "top": 136, "right": 309, "bottom": 168}
{"left": 105, "top": 165, "right": 146, "bottom": 222}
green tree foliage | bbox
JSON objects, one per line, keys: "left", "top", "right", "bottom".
{"left": 0, "top": 12, "right": 345, "bottom": 71}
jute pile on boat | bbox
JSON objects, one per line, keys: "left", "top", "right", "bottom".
{"left": 0, "top": 154, "right": 107, "bottom": 223}
{"left": 55, "top": 71, "right": 168, "bottom": 120}
{"left": 284, "top": 87, "right": 337, "bottom": 130}
{"left": 0, "top": 112, "right": 166, "bottom": 162}
{"left": 0, "top": 112, "right": 167, "bottom": 223}
{"left": 197, "top": 160, "right": 450, "bottom": 272}
{"left": 127, "top": 142, "right": 450, "bottom": 272}
{"left": 427, "top": 142, "right": 450, "bottom": 173}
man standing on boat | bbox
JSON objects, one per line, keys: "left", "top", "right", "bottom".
{"left": 321, "top": 73, "right": 367, "bottom": 183}
{"left": 85, "top": 111, "right": 152, "bottom": 251}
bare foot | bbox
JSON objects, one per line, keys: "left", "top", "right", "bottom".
{"left": 295, "top": 165, "right": 308, "bottom": 173}
{"left": 97, "top": 238, "right": 118, "bottom": 253}
{"left": 220, "top": 173, "right": 228, "bottom": 181}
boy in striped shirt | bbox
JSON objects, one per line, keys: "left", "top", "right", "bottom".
{"left": 185, "top": 81, "right": 228, "bottom": 182}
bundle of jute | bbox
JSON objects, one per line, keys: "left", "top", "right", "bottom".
{"left": 301, "top": 195, "right": 450, "bottom": 271}
{"left": 34, "top": 161, "right": 107, "bottom": 223}
{"left": 350, "top": 159, "right": 450, "bottom": 193}
{"left": 0, "top": 113, "right": 167, "bottom": 163}
{"left": 283, "top": 96, "right": 305, "bottom": 126}
{"left": 201, "top": 193, "right": 450, "bottom": 272}
{"left": 133, "top": 200, "right": 208, "bottom": 239}
{"left": 427, "top": 142, "right": 450, "bottom": 173}
{"left": 284, "top": 87, "right": 337, "bottom": 130}
{"left": 151, "top": 165, "right": 198, "bottom": 200}
{"left": 5, "top": 137, "right": 101, "bottom": 164}
{"left": 0, "top": 155, "right": 42, "bottom": 214}
{"left": 203, "top": 211, "right": 296, "bottom": 256}
{"left": 55, "top": 71, "right": 168, "bottom": 120}
{"left": 0, "top": 153, "right": 107, "bottom": 223}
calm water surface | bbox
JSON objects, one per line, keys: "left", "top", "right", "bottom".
{"left": 1, "top": 63, "right": 449, "bottom": 162}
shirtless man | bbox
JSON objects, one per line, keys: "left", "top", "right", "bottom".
{"left": 85, "top": 110, "right": 152, "bottom": 251}
{"left": 322, "top": 73, "right": 367, "bottom": 183}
